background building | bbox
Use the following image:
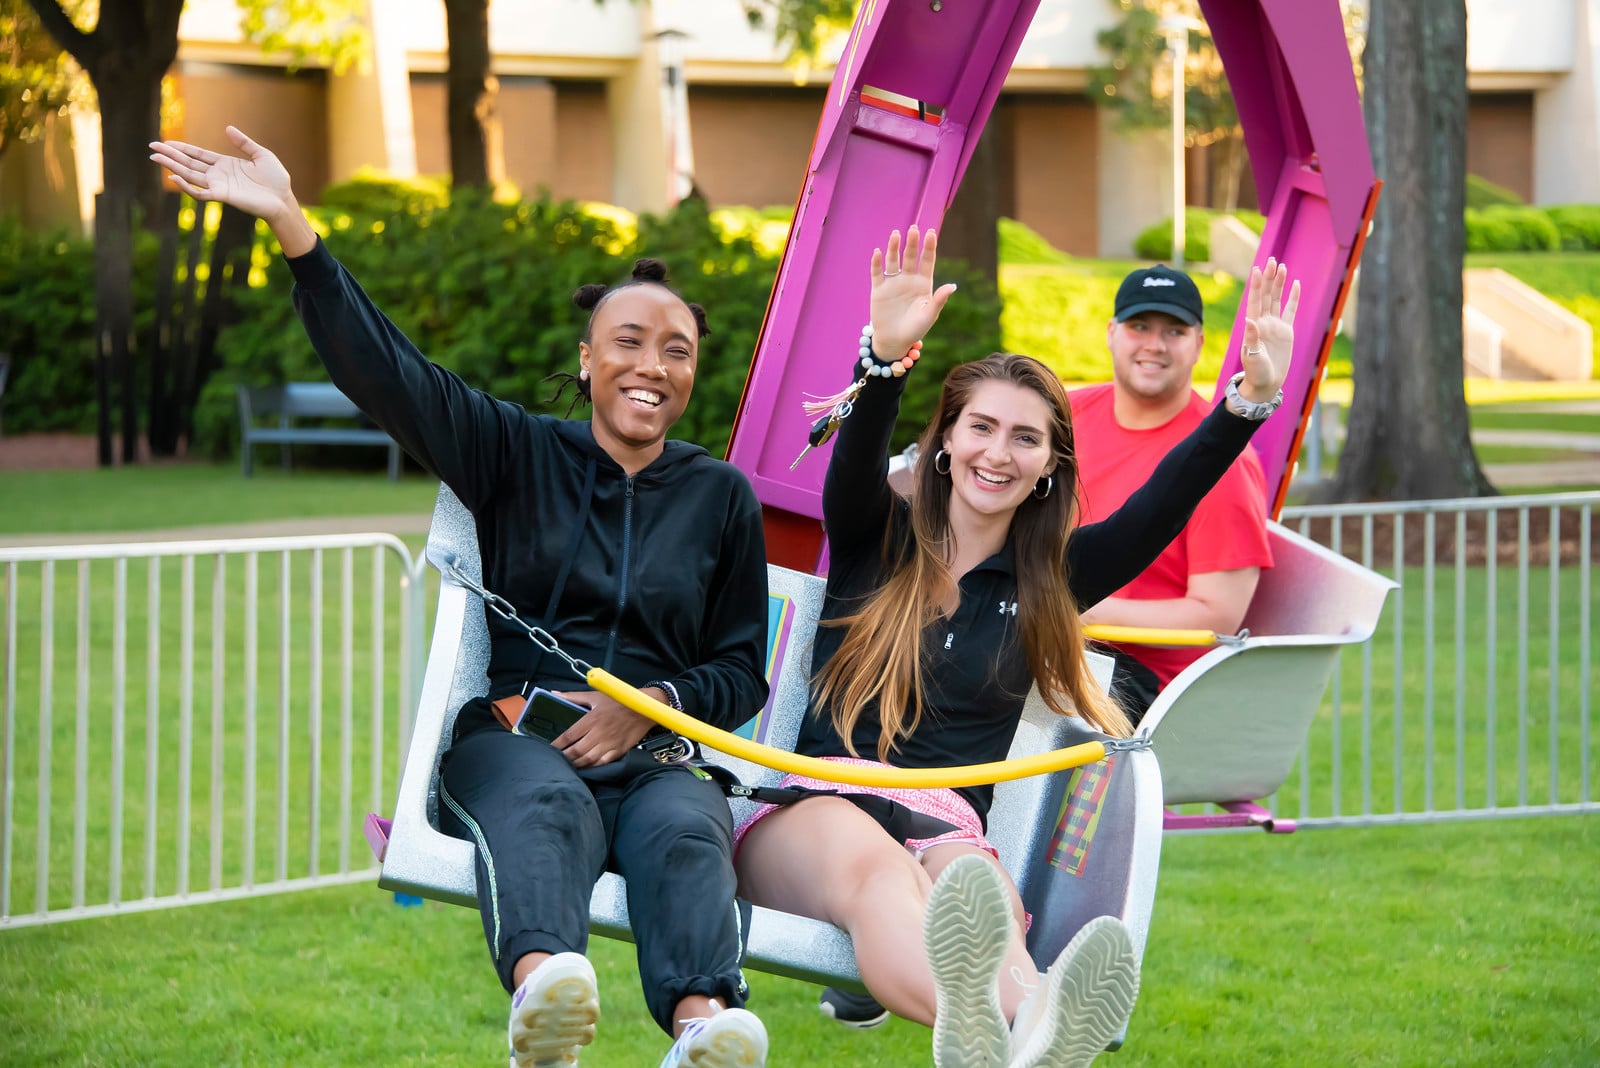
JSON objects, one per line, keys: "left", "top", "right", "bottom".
{"left": 2, "top": 0, "right": 1595, "bottom": 256}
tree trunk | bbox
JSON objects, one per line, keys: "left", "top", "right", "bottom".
{"left": 26, "top": 0, "right": 183, "bottom": 465}
{"left": 443, "top": 0, "right": 502, "bottom": 190}
{"left": 95, "top": 54, "right": 167, "bottom": 223}
{"left": 1330, "top": 0, "right": 1492, "bottom": 502}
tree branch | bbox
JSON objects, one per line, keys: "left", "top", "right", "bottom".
{"left": 22, "top": 0, "right": 95, "bottom": 68}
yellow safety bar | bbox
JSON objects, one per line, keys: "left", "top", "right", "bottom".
{"left": 1082, "top": 624, "right": 1221, "bottom": 647}
{"left": 587, "top": 668, "right": 1113, "bottom": 789}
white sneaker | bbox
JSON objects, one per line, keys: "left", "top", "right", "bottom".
{"left": 659, "top": 1007, "right": 768, "bottom": 1068}
{"left": 924, "top": 854, "right": 1016, "bottom": 1068}
{"left": 507, "top": 952, "right": 600, "bottom": 1067}
{"left": 1008, "top": 915, "right": 1140, "bottom": 1068}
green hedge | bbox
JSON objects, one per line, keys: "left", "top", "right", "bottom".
{"left": 1133, "top": 208, "right": 1267, "bottom": 263}
{"left": 0, "top": 191, "right": 1003, "bottom": 457}
{"left": 1465, "top": 206, "right": 1561, "bottom": 252}
{"left": 1465, "top": 173, "right": 1525, "bottom": 210}
{"left": 998, "top": 218, "right": 1073, "bottom": 266}
{"left": 318, "top": 169, "right": 452, "bottom": 217}
{"left": 187, "top": 192, "right": 1001, "bottom": 461}
{"left": 1547, "top": 205, "right": 1600, "bottom": 252}
{"left": 0, "top": 216, "right": 179, "bottom": 435}
{"left": 1134, "top": 200, "right": 1600, "bottom": 258}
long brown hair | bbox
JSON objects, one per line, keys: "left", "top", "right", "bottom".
{"left": 814, "top": 354, "right": 1131, "bottom": 760}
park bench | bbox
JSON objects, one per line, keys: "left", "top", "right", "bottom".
{"left": 365, "top": 484, "right": 1163, "bottom": 1024}
{"left": 236, "top": 382, "right": 402, "bottom": 480}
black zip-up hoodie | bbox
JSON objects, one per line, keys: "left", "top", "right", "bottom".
{"left": 285, "top": 239, "right": 769, "bottom": 730}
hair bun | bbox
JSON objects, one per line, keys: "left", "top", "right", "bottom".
{"left": 631, "top": 258, "right": 669, "bottom": 283}
{"left": 572, "top": 282, "right": 609, "bottom": 311}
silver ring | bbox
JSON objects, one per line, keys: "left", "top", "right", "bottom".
{"left": 1245, "top": 347, "right": 1265, "bottom": 355}
{"left": 882, "top": 269, "right": 901, "bottom": 277}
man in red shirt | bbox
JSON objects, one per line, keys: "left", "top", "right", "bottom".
{"left": 1070, "top": 264, "right": 1273, "bottom": 722}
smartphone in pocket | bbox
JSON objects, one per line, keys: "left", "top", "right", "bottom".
{"left": 516, "top": 688, "right": 591, "bottom": 741}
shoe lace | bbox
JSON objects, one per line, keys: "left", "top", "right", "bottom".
{"left": 1009, "top": 966, "right": 1044, "bottom": 1041}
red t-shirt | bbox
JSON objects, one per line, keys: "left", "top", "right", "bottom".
{"left": 1068, "top": 383, "right": 1272, "bottom": 686}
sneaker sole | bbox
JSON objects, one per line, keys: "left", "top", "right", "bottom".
{"left": 676, "top": 1011, "right": 768, "bottom": 1068}
{"left": 509, "top": 972, "right": 600, "bottom": 1067}
{"left": 1010, "top": 916, "right": 1140, "bottom": 1068}
{"left": 925, "top": 855, "right": 1015, "bottom": 1068}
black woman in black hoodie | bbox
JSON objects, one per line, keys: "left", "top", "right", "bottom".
{"left": 153, "top": 126, "right": 771, "bottom": 1068}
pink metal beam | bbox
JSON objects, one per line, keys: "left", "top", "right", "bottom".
{"left": 1201, "top": 0, "right": 1378, "bottom": 515}
{"left": 727, "top": 0, "right": 1045, "bottom": 570}
{"left": 729, "top": 0, "right": 1378, "bottom": 564}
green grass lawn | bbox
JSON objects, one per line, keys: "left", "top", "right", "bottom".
{"left": 2, "top": 815, "right": 1594, "bottom": 1066}
{"left": 0, "top": 465, "right": 439, "bottom": 538}
{"left": 1469, "top": 410, "right": 1600, "bottom": 435}
{"left": 1273, "top": 562, "right": 1597, "bottom": 819}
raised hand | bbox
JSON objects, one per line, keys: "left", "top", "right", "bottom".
{"left": 869, "top": 226, "right": 958, "bottom": 362}
{"left": 149, "top": 125, "right": 294, "bottom": 221}
{"left": 1238, "top": 257, "right": 1300, "bottom": 403}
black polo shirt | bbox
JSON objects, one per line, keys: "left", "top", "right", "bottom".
{"left": 793, "top": 372, "right": 1261, "bottom": 822}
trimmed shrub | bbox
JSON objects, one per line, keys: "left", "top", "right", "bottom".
{"left": 998, "top": 218, "right": 1072, "bottom": 266}
{"left": 1465, "top": 173, "right": 1525, "bottom": 210}
{"left": 1465, "top": 206, "right": 1560, "bottom": 252}
{"left": 1134, "top": 208, "right": 1267, "bottom": 263}
{"left": 1464, "top": 208, "right": 1521, "bottom": 253}
{"left": 1547, "top": 205, "right": 1600, "bottom": 252}
{"left": 316, "top": 168, "right": 452, "bottom": 216}
{"left": 708, "top": 205, "right": 793, "bottom": 257}
{"left": 0, "top": 215, "right": 173, "bottom": 435}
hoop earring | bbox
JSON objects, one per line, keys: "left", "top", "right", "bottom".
{"left": 934, "top": 449, "right": 951, "bottom": 476}
{"left": 1033, "top": 475, "right": 1053, "bottom": 500}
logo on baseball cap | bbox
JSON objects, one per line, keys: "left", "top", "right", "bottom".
{"left": 1114, "top": 264, "right": 1203, "bottom": 326}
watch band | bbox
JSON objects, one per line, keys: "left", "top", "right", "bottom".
{"left": 1225, "top": 371, "right": 1284, "bottom": 421}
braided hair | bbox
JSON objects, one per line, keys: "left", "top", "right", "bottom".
{"left": 545, "top": 258, "right": 711, "bottom": 416}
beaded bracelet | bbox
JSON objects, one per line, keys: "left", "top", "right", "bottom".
{"left": 645, "top": 679, "right": 684, "bottom": 712}
{"left": 789, "top": 325, "right": 923, "bottom": 468}
{"left": 858, "top": 324, "right": 923, "bottom": 378}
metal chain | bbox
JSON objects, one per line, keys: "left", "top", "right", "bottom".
{"left": 434, "top": 552, "right": 593, "bottom": 680}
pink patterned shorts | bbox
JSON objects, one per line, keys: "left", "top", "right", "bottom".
{"left": 731, "top": 756, "right": 1000, "bottom": 858}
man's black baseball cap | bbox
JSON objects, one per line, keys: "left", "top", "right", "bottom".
{"left": 1114, "top": 264, "right": 1203, "bottom": 326}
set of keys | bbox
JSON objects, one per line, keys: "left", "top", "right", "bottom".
{"left": 789, "top": 376, "right": 866, "bottom": 470}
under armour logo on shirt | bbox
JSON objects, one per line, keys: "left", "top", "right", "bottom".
{"left": 998, "top": 600, "right": 1018, "bottom": 616}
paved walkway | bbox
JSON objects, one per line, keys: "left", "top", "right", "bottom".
{"left": 1309, "top": 401, "right": 1600, "bottom": 489}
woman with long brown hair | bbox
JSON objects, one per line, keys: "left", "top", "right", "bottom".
{"left": 735, "top": 226, "right": 1298, "bottom": 1068}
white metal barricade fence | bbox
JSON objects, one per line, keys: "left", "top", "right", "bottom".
{"left": 1276, "top": 491, "right": 1595, "bottom": 827}
{"left": 0, "top": 534, "right": 423, "bottom": 929}
{"left": 1, "top": 492, "right": 1594, "bottom": 928}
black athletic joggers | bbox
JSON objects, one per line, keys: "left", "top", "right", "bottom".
{"left": 437, "top": 698, "right": 749, "bottom": 1034}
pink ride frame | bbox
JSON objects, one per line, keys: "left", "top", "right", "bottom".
{"left": 725, "top": 0, "right": 1378, "bottom": 570}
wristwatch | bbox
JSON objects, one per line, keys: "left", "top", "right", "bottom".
{"left": 1224, "top": 371, "right": 1284, "bottom": 421}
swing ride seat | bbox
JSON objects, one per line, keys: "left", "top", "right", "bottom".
{"left": 1138, "top": 521, "right": 1397, "bottom": 832}
{"left": 365, "top": 484, "right": 1163, "bottom": 993}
